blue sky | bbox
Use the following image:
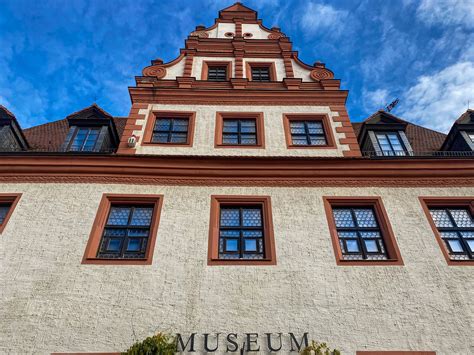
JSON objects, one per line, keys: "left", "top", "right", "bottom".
{"left": 1, "top": 0, "right": 473, "bottom": 132}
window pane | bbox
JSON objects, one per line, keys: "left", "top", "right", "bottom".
{"left": 291, "top": 137, "right": 309, "bottom": 145}
{"left": 354, "top": 209, "right": 378, "bottom": 227}
{"left": 172, "top": 119, "right": 188, "bottom": 132}
{"left": 130, "top": 207, "right": 153, "bottom": 226}
{"left": 309, "top": 136, "right": 327, "bottom": 145}
{"left": 430, "top": 209, "right": 454, "bottom": 228}
{"left": 220, "top": 230, "right": 240, "bottom": 238}
{"left": 225, "top": 239, "right": 239, "bottom": 252}
{"left": 240, "top": 134, "right": 257, "bottom": 145}
{"left": 346, "top": 240, "right": 360, "bottom": 252}
{"left": 126, "top": 239, "right": 142, "bottom": 252}
{"left": 447, "top": 239, "right": 464, "bottom": 253}
{"left": 155, "top": 119, "right": 171, "bottom": 131}
{"left": 449, "top": 209, "right": 474, "bottom": 227}
{"left": 466, "top": 239, "right": 474, "bottom": 253}
{"left": 104, "top": 228, "right": 127, "bottom": 237}
{"left": 242, "top": 230, "right": 263, "bottom": 238}
{"left": 128, "top": 229, "right": 149, "bottom": 237}
{"left": 106, "top": 239, "right": 122, "bottom": 252}
{"left": 222, "top": 134, "right": 239, "bottom": 144}
{"left": 338, "top": 231, "right": 357, "bottom": 238}
{"left": 107, "top": 207, "right": 131, "bottom": 225}
{"left": 245, "top": 239, "right": 257, "bottom": 251}
{"left": 242, "top": 208, "right": 262, "bottom": 227}
{"left": 223, "top": 120, "right": 238, "bottom": 133}
{"left": 0, "top": 205, "right": 10, "bottom": 224}
{"left": 364, "top": 239, "right": 379, "bottom": 253}
{"left": 170, "top": 133, "right": 188, "bottom": 143}
{"left": 333, "top": 209, "right": 355, "bottom": 227}
{"left": 220, "top": 209, "right": 240, "bottom": 227}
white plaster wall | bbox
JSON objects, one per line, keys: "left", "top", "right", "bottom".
{"left": 192, "top": 57, "right": 236, "bottom": 79}
{"left": 133, "top": 104, "right": 348, "bottom": 157}
{"left": 243, "top": 58, "right": 286, "bottom": 81}
{"left": 206, "top": 23, "right": 236, "bottom": 38}
{"left": 163, "top": 56, "right": 186, "bottom": 79}
{"left": 0, "top": 183, "right": 473, "bottom": 354}
{"left": 291, "top": 59, "right": 312, "bottom": 82}
{"left": 241, "top": 24, "right": 272, "bottom": 39}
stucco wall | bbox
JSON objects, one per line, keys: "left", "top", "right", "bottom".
{"left": 133, "top": 104, "right": 349, "bottom": 156}
{"left": 0, "top": 183, "right": 472, "bottom": 354}
{"left": 241, "top": 24, "right": 272, "bottom": 39}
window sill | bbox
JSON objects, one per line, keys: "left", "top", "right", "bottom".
{"left": 208, "top": 258, "right": 276, "bottom": 266}
{"left": 336, "top": 259, "right": 404, "bottom": 266}
{"left": 82, "top": 257, "right": 152, "bottom": 265}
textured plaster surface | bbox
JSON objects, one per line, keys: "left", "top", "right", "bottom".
{"left": 291, "top": 59, "right": 312, "bottom": 82}
{"left": 241, "top": 24, "right": 272, "bottom": 39}
{"left": 134, "top": 104, "right": 348, "bottom": 156}
{"left": 163, "top": 56, "right": 185, "bottom": 79}
{"left": 0, "top": 183, "right": 473, "bottom": 354}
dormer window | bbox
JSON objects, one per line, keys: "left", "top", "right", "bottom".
{"left": 67, "top": 127, "right": 101, "bottom": 152}
{"left": 375, "top": 132, "right": 407, "bottom": 156}
{"left": 468, "top": 132, "right": 474, "bottom": 143}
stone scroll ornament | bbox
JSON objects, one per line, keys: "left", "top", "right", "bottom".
{"left": 142, "top": 65, "right": 167, "bottom": 79}
{"left": 310, "top": 63, "right": 334, "bottom": 81}
{"left": 191, "top": 31, "right": 209, "bottom": 38}
{"left": 268, "top": 32, "right": 285, "bottom": 39}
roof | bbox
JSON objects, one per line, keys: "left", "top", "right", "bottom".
{"left": 352, "top": 120, "right": 447, "bottom": 153}
{"left": 23, "top": 117, "right": 127, "bottom": 151}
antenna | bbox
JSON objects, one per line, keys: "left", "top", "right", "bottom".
{"left": 385, "top": 98, "right": 400, "bottom": 112}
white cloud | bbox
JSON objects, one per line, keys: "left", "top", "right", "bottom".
{"left": 363, "top": 88, "right": 390, "bottom": 113}
{"left": 400, "top": 61, "right": 474, "bottom": 132}
{"left": 417, "top": 0, "right": 474, "bottom": 28}
{"left": 301, "top": 2, "right": 348, "bottom": 36}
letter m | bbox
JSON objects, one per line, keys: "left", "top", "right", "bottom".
{"left": 289, "top": 333, "right": 309, "bottom": 352}
{"left": 176, "top": 333, "right": 196, "bottom": 352}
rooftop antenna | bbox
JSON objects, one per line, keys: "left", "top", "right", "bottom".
{"left": 385, "top": 98, "right": 400, "bottom": 112}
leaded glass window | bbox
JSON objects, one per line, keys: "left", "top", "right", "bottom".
{"left": 0, "top": 203, "right": 11, "bottom": 224}
{"left": 375, "top": 132, "right": 407, "bottom": 156}
{"left": 152, "top": 118, "right": 189, "bottom": 144}
{"left": 222, "top": 119, "right": 257, "bottom": 145}
{"left": 97, "top": 205, "right": 154, "bottom": 259}
{"left": 208, "top": 66, "right": 227, "bottom": 81}
{"left": 251, "top": 67, "right": 271, "bottom": 82}
{"left": 290, "top": 120, "right": 327, "bottom": 146}
{"left": 429, "top": 208, "right": 474, "bottom": 260}
{"left": 68, "top": 127, "right": 100, "bottom": 152}
{"left": 332, "top": 207, "right": 388, "bottom": 260}
{"left": 218, "top": 206, "right": 265, "bottom": 259}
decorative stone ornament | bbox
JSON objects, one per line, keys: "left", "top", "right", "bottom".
{"left": 142, "top": 58, "right": 167, "bottom": 78}
{"left": 268, "top": 32, "right": 284, "bottom": 40}
{"left": 190, "top": 31, "right": 209, "bottom": 38}
{"left": 310, "top": 62, "right": 334, "bottom": 81}
{"left": 224, "top": 32, "right": 235, "bottom": 38}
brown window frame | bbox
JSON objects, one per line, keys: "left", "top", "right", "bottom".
{"left": 142, "top": 111, "right": 196, "bottom": 147}
{"left": 419, "top": 197, "right": 474, "bottom": 266}
{"left": 201, "top": 61, "right": 232, "bottom": 81}
{"left": 215, "top": 112, "right": 265, "bottom": 148}
{"left": 246, "top": 62, "right": 277, "bottom": 82}
{"left": 323, "top": 197, "right": 404, "bottom": 266}
{"left": 82, "top": 194, "right": 163, "bottom": 265}
{"left": 283, "top": 114, "right": 337, "bottom": 149}
{"left": 208, "top": 195, "right": 276, "bottom": 266}
{"left": 0, "top": 193, "right": 21, "bottom": 234}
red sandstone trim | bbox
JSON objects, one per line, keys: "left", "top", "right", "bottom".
{"left": 117, "top": 103, "right": 148, "bottom": 155}
{"left": 0, "top": 193, "right": 22, "bottom": 234}
{"left": 330, "top": 105, "right": 362, "bottom": 157}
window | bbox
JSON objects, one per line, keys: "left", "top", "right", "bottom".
{"left": 246, "top": 62, "right": 276, "bottom": 82}
{"left": 142, "top": 111, "right": 195, "bottom": 146}
{"left": 152, "top": 118, "right": 189, "bottom": 144}
{"left": 0, "top": 194, "right": 21, "bottom": 234}
{"left": 283, "top": 114, "right": 336, "bottom": 149}
{"left": 323, "top": 197, "right": 403, "bottom": 265}
{"left": 67, "top": 127, "right": 101, "bottom": 152}
{"left": 375, "top": 132, "right": 407, "bottom": 156}
{"left": 468, "top": 132, "right": 474, "bottom": 143}
{"left": 82, "top": 194, "right": 163, "bottom": 265}
{"left": 420, "top": 197, "right": 474, "bottom": 265}
{"left": 201, "top": 61, "right": 232, "bottom": 82}
{"left": 215, "top": 112, "right": 265, "bottom": 148}
{"left": 208, "top": 196, "right": 276, "bottom": 265}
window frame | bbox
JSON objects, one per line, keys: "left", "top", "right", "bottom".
{"left": 374, "top": 131, "right": 408, "bottom": 156}
{"left": 208, "top": 195, "right": 276, "bottom": 266}
{"left": 323, "top": 197, "right": 404, "bottom": 266}
{"left": 201, "top": 61, "right": 232, "bottom": 81}
{"left": 246, "top": 62, "right": 277, "bottom": 82}
{"left": 419, "top": 197, "right": 474, "bottom": 266}
{"left": 82, "top": 194, "right": 164, "bottom": 265}
{"left": 283, "top": 114, "right": 336, "bottom": 149}
{"left": 142, "top": 111, "right": 196, "bottom": 147}
{"left": 66, "top": 126, "right": 102, "bottom": 152}
{"left": 0, "top": 193, "right": 21, "bottom": 234}
{"left": 215, "top": 112, "right": 265, "bottom": 149}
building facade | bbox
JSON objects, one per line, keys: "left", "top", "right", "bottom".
{"left": 0, "top": 3, "right": 473, "bottom": 355}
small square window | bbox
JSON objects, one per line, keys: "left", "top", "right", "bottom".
{"left": 82, "top": 194, "right": 163, "bottom": 265}
{"left": 143, "top": 111, "right": 195, "bottom": 146}
{"left": 283, "top": 114, "right": 336, "bottom": 149}
{"left": 420, "top": 197, "right": 474, "bottom": 265}
{"left": 324, "top": 197, "right": 403, "bottom": 265}
{"left": 247, "top": 62, "right": 275, "bottom": 82}
{"left": 215, "top": 112, "right": 265, "bottom": 148}
{"left": 208, "top": 196, "right": 276, "bottom": 265}
{"left": 0, "top": 194, "right": 21, "bottom": 234}
{"left": 202, "top": 61, "right": 231, "bottom": 82}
